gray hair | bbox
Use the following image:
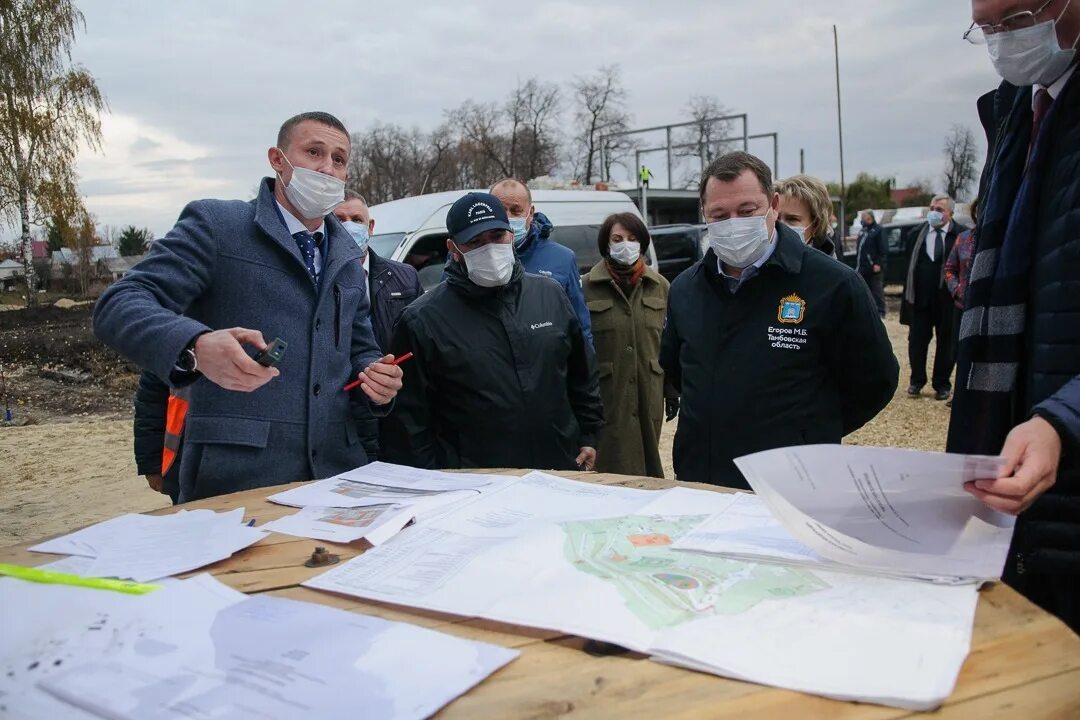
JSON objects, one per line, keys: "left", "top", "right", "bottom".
{"left": 345, "top": 189, "right": 369, "bottom": 206}
{"left": 931, "top": 194, "right": 955, "bottom": 212}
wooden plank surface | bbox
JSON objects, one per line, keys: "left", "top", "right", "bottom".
{"left": 3, "top": 470, "right": 1079, "bottom": 718}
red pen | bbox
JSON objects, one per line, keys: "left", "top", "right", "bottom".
{"left": 343, "top": 352, "right": 413, "bottom": 392}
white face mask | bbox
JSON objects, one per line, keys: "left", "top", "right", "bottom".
{"left": 706, "top": 213, "right": 774, "bottom": 268}
{"left": 787, "top": 225, "right": 809, "bottom": 243}
{"left": 457, "top": 241, "right": 516, "bottom": 287}
{"left": 275, "top": 149, "right": 345, "bottom": 220}
{"left": 342, "top": 221, "right": 370, "bottom": 254}
{"left": 608, "top": 240, "right": 641, "bottom": 265}
{"left": 986, "top": 6, "right": 1078, "bottom": 86}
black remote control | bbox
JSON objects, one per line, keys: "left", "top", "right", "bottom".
{"left": 252, "top": 337, "right": 288, "bottom": 367}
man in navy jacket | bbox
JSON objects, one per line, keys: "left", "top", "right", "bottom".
{"left": 490, "top": 178, "right": 593, "bottom": 346}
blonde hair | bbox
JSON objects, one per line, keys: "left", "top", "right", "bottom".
{"left": 775, "top": 174, "right": 833, "bottom": 242}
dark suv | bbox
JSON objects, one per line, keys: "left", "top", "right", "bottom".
{"left": 649, "top": 224, "right": 706, "bottom": 282}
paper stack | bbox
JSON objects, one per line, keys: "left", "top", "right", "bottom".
{"left": 29, "top": 508, "right": 266, "bottom": 582}
{"left": 1, "top": 573, "right": 517, "bottom": 720}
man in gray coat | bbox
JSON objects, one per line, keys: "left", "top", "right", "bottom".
{"left": 93, "top": 111, "right": 402, "bottom": 502}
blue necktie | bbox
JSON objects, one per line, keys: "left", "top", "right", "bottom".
{"left": 293, "top": 230, "right": 322, "bottom": 284}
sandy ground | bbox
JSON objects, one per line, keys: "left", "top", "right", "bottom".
{"left": 0, "top": 306, "right": 948, "bottom": 548}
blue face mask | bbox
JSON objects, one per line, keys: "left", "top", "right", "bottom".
{"left": 508, "top": 217, "right": 529, "bottom": 246}
{"left": 342, "top": 221, "right": 370, "bottom": 253}
{"left": 927, "top": 210, "right": 945, "bottom": 229}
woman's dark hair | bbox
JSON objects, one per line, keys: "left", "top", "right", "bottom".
{"left": 597, "top": 212, "right": 651, "bottom": 258}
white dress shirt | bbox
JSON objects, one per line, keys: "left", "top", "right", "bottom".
{"left": 925, "top": 221, "right": 951, "bottom": 262}
{"left": 275, "top": 199, "right": 326, "bottom": 276}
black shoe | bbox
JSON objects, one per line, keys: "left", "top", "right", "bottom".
{"left": 934, "top": 390, "right": 951, "bottom": 401}
{"left": 907, "top": 385, "right": 923, "bottom": 397}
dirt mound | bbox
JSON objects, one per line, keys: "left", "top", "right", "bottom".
{"left": 0, "top": 304, "right": 137, "bottom": 421}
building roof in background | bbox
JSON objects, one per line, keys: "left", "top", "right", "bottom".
{"left": 51, "top": 246, "right": 120, "bottom": 264}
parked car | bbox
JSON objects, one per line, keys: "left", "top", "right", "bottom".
{"left": 648, "top": 224, "right": 706, "bottom": 282}
{"left": 842, "top": 219, "right": 925, "bottom": 286}
{"left": 368, "top": 190, "right": 657, "bottom": 290}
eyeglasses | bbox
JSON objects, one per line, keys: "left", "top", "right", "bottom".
{"left": 963, "top": 0, "right": 1059, "bottom": 44}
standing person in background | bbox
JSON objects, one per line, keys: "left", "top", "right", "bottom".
{"left": 855, "top": 211, "right": 888, "bottom": 319}
{"left": 900, "top": 194, "right": 969, "bottom": 400}
{"left": 949, "top": 0, "right": 1080, "bottom": 632}
{"left": 132, "top": 372, "right": 183, "bottom": 504}
{"left": 583, "top": 213, "right": 669, "bottom": 477}
{"left": 489, "top": 178, "right": 593, "bottom": 346}
{"left": 334, "top": 190, "right": 424, "bottom": 460}
{"left": 943, "top": 197, "right": 979, "bottom": 408}
{"left": 775, "top": 174, "right": 840, "bottom": 258}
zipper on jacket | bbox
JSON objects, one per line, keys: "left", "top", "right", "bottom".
{"left": 334, "top": 284, "right": 342, "bottom": 347}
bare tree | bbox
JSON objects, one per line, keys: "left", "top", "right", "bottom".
{"left": 0, "top": 0, "right": 106, "bottom": 306}
{"left": 507, "top": 78, "right": 561, "bottom": 181}
{"left": 675, "top": 95, "right": 735, "bottom": 187}
{"left": 943, "top": 124, "right": 979, "bottom": 201}
{"left": 570, "top": 66, "right": 630, "bottom": 184}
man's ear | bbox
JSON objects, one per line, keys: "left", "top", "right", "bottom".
{"left": 446, "top": 238, "right": 460, "bottom": 262}
{"left": 369, "top": 219, "right": 376, "bottom": 235}
{"left": 268, "top": 147, "right": 289, "bottom": 179}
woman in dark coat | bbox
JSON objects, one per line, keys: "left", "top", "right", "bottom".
{"left": 583, "top": 213, "right": 670, "bottom": 477}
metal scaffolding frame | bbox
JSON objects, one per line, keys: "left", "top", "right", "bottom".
{"left": 632, "top": 132, "right": 780, "bottom": 189}
{"left": 598, "top": 114, "right": 749, "bottom": 187}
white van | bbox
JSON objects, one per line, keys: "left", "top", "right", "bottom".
{"left": 367, "top": 189, "right": 657, "bottom": 289}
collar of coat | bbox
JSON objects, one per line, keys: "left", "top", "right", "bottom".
{"left": 252, "top": 177, "right": 363, "bottom": 286}
{"left": 585, "top": 260, "right": 663, "bottom": 286}
{"left": 698, "top": 221, "right": 806, "bottom": 282}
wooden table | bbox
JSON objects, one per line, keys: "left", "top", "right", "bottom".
{"left": 4, "top": 470, "right": 1080, "bottom": 718}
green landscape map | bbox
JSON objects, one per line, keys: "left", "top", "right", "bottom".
{"left": 561, "top": 515, "right": 830, "bottom": 630}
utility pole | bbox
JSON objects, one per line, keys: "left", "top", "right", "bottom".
{"left": 800, "top": 148, "right": 805, "bottom": 174}
{"left": 833, "top": 25, "right": 847, "bottom": 200}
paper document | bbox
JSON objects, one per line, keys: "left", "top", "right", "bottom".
{"left": 30, "top": 508, "right": 266, "bottom": 582}
{"left": 305, "top": 477, "right": 982, "bottom": 710}
{"left": 733, "top": 445, "right": 1015, "bottom": 582}
{"left": 260, "top": 503, "right": 415, "bottom": 545}
{"left": 9, "top": 575, "right": 517, "bottom": 720}
{"left": 331, "top": 461, "right": 495, "bottom": 492}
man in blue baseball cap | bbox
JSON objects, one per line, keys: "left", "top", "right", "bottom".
{"left": 381, "top": 192, "right": 604, "bottom": 472}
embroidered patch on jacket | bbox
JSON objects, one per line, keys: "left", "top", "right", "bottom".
{"left": 777, "top": 294, "right": 806, "bottom": 324}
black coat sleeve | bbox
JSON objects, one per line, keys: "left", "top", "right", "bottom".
{"left": 828, "top": 273, "right": 900, "bottom": 435}
{"left": 378, "top": 312, "right": 438, "bottom": 469}
{"left": 659, "top": 293, "right": 682, "bottom": 393}
{"left": 133, "top": 370, "right": 169, "bottom": 476}
{"left": 561, "top": 293, "right": 604, "bottom": 448}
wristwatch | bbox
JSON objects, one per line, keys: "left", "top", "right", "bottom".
{"left": 175, "top": 340, "right": 200, "bottom": 374}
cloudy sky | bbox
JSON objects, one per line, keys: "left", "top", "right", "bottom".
{"left": 20, "top": 0, "right": 999, "bottom": 239}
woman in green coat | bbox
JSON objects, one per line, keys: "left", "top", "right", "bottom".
{"left": 583, "top": 213, "right": 670, "bottom": 478}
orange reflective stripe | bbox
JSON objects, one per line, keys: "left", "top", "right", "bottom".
{"left": 161, "top": 394, "right": 189, "bottom": 476}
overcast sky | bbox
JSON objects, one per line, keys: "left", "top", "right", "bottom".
{"left": 21, "top": 0, "right": 999, "bottom": 239}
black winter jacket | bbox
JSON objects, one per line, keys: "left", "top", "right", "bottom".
{"left": 660, "top": 224, "right": 898, "bottom": 489}
{"left": 953, "top": 74, "right": 1080, "bottom": 619}
{"left": 352, "top": 250, "right": 424, "bottom": 459}
{"left": 381, "top": 259, "right": 603, "bottom": 471}
{"left": 133, "top": 370, "right": 179, "bottom": 503}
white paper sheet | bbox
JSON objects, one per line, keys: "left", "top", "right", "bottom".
{"left": 331, "top": 461, "right": 496, "bottom": 492}
{"left": 30, "top": 508, "right": 267, "bottom": 582}
{"left": 37, "top": 582, "right": 517, "bottom": 720}
{"left": 260, "top": 503, "right": 415, "bottom": 545}
{"left": 305, "top": 476, "right": 984, "bottom": 710}
{"left": 734, "top": 445, "right": 1015, "bottom": 582}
